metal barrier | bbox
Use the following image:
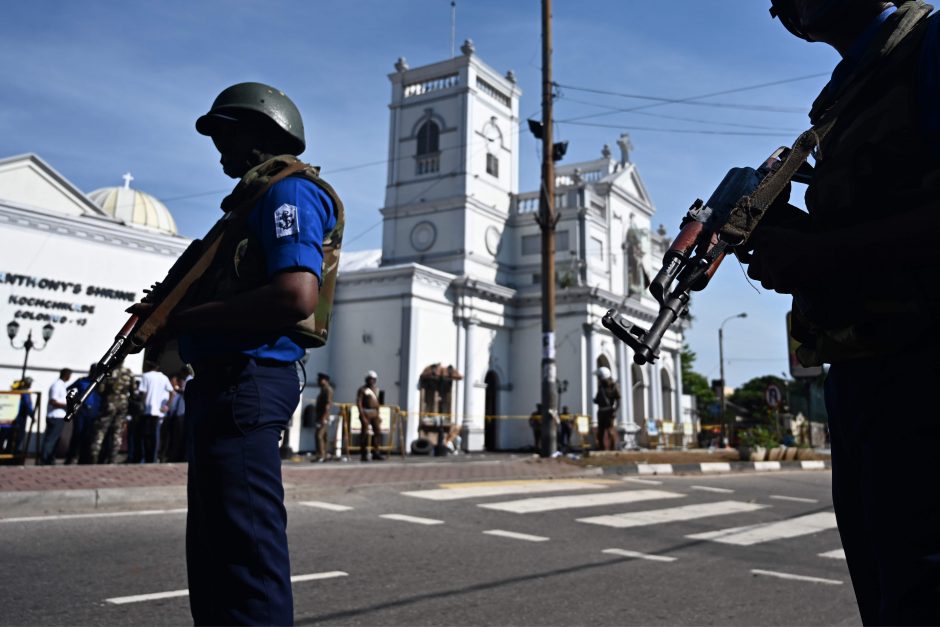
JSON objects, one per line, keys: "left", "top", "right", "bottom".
{"left": 338, "top": 403, "right": 406, "bottom": 457}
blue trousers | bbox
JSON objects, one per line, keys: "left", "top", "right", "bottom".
{"left": 186, "top": 358, "right": 297, "bottom": 626}
{"left": 826, "top": 344, "right": 940, "bottom": 626}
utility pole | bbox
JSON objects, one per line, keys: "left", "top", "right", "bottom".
{"left": 539, "top": 0, "right": 558, "bottom": 457}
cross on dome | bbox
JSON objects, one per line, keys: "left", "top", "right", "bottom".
{"left": 122, "top": 172, "right": 134, "bottom": 189}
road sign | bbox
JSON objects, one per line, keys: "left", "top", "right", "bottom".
{"left": 765, "top": 384, "right": 783, "bottom": 409}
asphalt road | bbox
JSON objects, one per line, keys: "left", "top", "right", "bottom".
{"left": 0, "top": 470, "right": 858, "bottom": 626}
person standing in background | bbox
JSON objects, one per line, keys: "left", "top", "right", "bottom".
{"left": 314, "top": 372, "right": 333, "bottom": 462}
{"left": 40, "top": 368, "right": 72, "bottom": 464}
{"left": 137, "top": 363, "right": 174, "bottom": 463}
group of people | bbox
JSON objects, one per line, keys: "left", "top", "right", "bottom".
{"left": 10, "top": 361, "right": 193, "bottom": 465}
{"left": 307, "top": 369, "right": 388, "bottom": 462}
{"left": 527, "top": 367, "right": 621, "bottom": 454}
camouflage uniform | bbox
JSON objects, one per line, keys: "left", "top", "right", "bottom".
{"left": 91, "top": 366, "right": 133, "bottom": 463}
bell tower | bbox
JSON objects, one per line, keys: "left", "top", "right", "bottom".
{"left": 380, "top": 40, "right": 521, "bottom": 281}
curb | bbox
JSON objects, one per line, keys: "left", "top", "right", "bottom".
{"left": 597, "top": 460, "right": 830, "bottom": 476}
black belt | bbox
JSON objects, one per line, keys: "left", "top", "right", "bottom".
{"left": 191, "top": 355, "right": 294, "bottom": 380}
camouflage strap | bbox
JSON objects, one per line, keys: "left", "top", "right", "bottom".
{"left": 718, "top": 119, "right": 834, "bottom": 245}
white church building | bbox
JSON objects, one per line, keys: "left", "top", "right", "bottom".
{"left": 305, "top": 42, "right": 689, "bottom": 452}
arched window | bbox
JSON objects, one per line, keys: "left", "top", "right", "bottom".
{"left": 416, "top": 120, "right": 441, "bottom": 174}
{"left": 416, "top": 120, "right": 440, "bottom": 155}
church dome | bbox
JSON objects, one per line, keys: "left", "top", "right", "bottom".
{"left": 88, "top": 174, "right": 178, "bottom": 235}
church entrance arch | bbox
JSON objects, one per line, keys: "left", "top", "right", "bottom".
{"left": 484, "top": 370, "right": 500, "bottom": 451}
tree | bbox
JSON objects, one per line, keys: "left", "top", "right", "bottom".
{"left": 729, "top": 375, "right": 787, "bottom": 419}
{"left": 681, "top": 344, "right": 717, "bottom": 417}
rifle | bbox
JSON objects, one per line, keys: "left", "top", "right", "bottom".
{"left": 64, "top": 159, "right": 308, "bottom": 421}
{"left": 602, "top": 128, "right": 823, "bottom": 365}
{"left": 63, "top": 220, "right": 226, "bottom": 421}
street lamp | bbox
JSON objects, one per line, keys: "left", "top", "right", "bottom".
{"left": 7, "top": 320, "right": 55, "bottom": 380}
{"left": 719, "top": 312, "right": 747, "bottom": 446}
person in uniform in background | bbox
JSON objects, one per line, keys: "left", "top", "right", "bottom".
{"left": 40, "top": 368, "right": 72, "bottom": 465}
{"left": 137, "top": 362, "right": 174, "bottom": 464}
{"left": 3, "top": 377, "right": 32, "bottom": 455}
{"left": 748, "top": 1, "right": 940, "bottom": 623}
{"left": 528, "top": 403, "right": 543, "bottom": 452}
{"left": 356, "top": 371, "right": 384, "bottom": 461}
{"left": 314, "top": 372, "right": 333, "bottom": 462}
{"left": 126, "top": 81, "right": 342, "bottom": 625}
{"left": 92, "top": 360, "right": 134, "bottom": 464}
{"left": 65, "top": 364, "right": 102, "bottom": 465}
{"left": 593, "top": 367, "right": 620, "bottom": 451}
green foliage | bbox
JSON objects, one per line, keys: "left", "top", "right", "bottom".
{"left": 738, "top": 426, "right": 779, "bottom": 449}
{"left": 681, "top": 344, "right": 717, "bottom": 414}
{"left": 729, "top": 374, "right": 787, "bottom": 419}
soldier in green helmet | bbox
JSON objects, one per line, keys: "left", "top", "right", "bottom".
{"left": 133, "top": 81, "right": 344, "bottom": 625}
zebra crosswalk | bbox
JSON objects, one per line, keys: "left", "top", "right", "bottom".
{"left": 392, "top": 477, "right": 843, "bottom": 563}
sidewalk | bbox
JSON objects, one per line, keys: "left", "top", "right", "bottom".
{"left": 0, "top": 454, "right": 598, "bottom": 517}
{"left": 0, "top": 449, "right": 832, "bottom": 518}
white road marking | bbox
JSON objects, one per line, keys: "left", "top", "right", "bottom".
{"left": 623, "top": 477, "right": 662, "bottom": 485}
{"left": 0, "top": 508, "right": 187, "bottom": 524}
{"left": 105, "top": 572, "right": 348, "bottom": 605}
{"left": 299, "top": 501, "right": 353, "bottom": 512}
{"left": 770, "top": 495, "right": 819, "bottom": 504}
{"left": 688, "top": 511, "right": 838, "bottom": 546}
{"left": 819, "top": 549, "right": 846, "bottom": 560}
{"left": 751, "top": 569, "right": 842, "bottom": 585}
{"left": 579, "top": 501, "right": 765, "bottom": 529}
{"left": 483, "top": 529, "right": 549, "bottom": 542}
{"left": 380, "top": 514, "right": 444, "bottom": 525}
{"left": 402, "top": 481, "right": 606, "bottom": 501}
{"left": 603, "top": 548, "right": 676, "bottom": 563}
{"left": 690, "top": 485, "right": 735, "bottom": 494}
{"left": 637, "top": 464, "right": 673, "bottom": 475}
{"left": 478, "top": 490, "right": 683, "bottom": 514}
{"left": 700, "top": 462, "right": 732, "bottom": 473}
{"left": 754, "top": 461, "right": 782, "bottom": 471}
{"left": 801, "top": 460, "right": 826, "bottom": 470}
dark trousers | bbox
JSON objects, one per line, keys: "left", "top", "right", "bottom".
{"left": 40, "top": 418, "right": 65, "bottom": 464}
{"left": 186, "top": 358, "right": 296, "bottom": 626}
{"left": 133, "top": 415, "right": 159, "bottom": 463}
{"left": 826, "top": 345, "right": 940, "bottom": 626}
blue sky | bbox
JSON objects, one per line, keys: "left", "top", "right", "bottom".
{"left": 0, "top": 0, "right": 842, "bottom": 389}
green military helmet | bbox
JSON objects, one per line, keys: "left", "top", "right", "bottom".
{"left": 196, "top": 82, "right": 306, "bottom": 155}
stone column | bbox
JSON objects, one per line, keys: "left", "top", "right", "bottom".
{"left": 462, "top": 320, "right": 484, "bottom": 451}
{"left": 583, "top": 322, "right": 596, "bottom": 428}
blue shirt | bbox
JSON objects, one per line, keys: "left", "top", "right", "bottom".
{"left": 827, "top": 6, "right": 940, "bottom": 150}
{"left": 179, "top": 175, "right": 337, "bottom": 363}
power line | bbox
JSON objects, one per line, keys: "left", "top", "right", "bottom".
{"left": 561, "top": 120, "right": 794, "bottom": 137}
{"left": 558, "top": 94, "right": 803, "bottom": 133}
{"left": 554, "top": 72, "right": 828, "bottom": 123}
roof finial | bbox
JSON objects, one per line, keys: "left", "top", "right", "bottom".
{"left": 122, "top": 172, "right": 134, "bottom": 189}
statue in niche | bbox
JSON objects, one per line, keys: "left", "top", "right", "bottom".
{"left": 626, "top": 215, "right": 651, "bottom": 297}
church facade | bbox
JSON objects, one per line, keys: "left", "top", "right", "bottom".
{"left": 304, "top": 43, "right": 689, "bottom": 452}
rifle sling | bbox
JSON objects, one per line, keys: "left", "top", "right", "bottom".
{"left": 132, "top": 161, "right": 308, "bottom": 345}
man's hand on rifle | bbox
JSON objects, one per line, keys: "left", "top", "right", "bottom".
{"left": 745, "top": 227, "right": 835, "bottom": 294}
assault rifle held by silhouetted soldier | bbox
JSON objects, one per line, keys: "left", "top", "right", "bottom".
{"left": 602, "top": 129, "right": 823, "bottom": 365}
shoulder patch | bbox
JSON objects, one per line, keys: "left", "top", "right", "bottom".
{"left": 274, "top": 203, "right": 300, "bottom": 238}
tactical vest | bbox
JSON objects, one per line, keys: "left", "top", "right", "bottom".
{"left": 793, "top": 7, "right": 940, "bottom": 365}
{"left": 189, "top": 156, "right": 345, "bottom": 349}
